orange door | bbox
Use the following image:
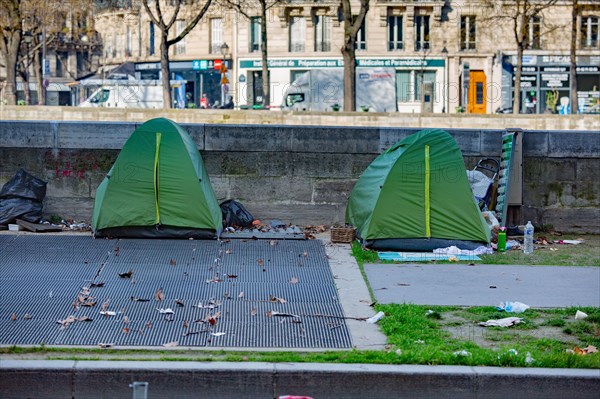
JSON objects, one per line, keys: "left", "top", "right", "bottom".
{"left": 468, "top": 71, "right": 487, "bottom": 114}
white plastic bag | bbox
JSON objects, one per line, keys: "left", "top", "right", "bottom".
{"left": 497, "top": 301, "right": 530, "bottom": 313}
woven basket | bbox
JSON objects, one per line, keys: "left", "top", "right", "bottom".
{"left": 330, "top": 226, "right": 356, "bottom": 243}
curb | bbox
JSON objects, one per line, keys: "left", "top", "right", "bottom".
{"left": 1, "top": 361, "right": 599, "bottom": 398}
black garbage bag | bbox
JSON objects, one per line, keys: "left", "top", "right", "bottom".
{"left": 0, "top": 168, "right": 47, "bottom": 225}
{"left": 0, "top": 168, "right": 47, "bottom": 201}
{"left": 220, "top": 199, "right": 254, "bottom": 228}
{"left": 0, "top": 198, "right": 44, "bottom": 225}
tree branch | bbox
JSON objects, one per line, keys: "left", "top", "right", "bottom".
{"left": 167, "top": 0, "right": 213, "bottom": 46}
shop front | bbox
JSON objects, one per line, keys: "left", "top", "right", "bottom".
{"left": 135, "top": 59, "right": 231, "bottom": 109}
{"left": 505, "top": 55, "right": 600, "bottom": 114}
{"left": 237, "top": 57, "right": 445, "bottom": 112}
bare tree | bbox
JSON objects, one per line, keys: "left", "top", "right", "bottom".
{"left": 0, "top": 0, "right": 22, "bottom": 105}
{"left": 340, "top": 0, "right": 369, "bottom": 112}
{"left": 219, "top": 1, "right": 281, "bottom": 107}
{"left": 482, "top": 0, "right": 559, "bottom": 113}
{"left": 569, "top": 0, "right": 578, "bottom": 114}
{"left": 142, "top": 0, "right": 213, "bottom": 108}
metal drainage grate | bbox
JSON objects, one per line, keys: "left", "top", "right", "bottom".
{"left": 0, "top": 237, "right": 352, "bottom": 348}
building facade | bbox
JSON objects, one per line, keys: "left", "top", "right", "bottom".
{"left": 6, "top": 0, "right": 598, "bottom": 112}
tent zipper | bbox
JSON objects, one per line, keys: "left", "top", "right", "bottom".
{"left": 424, "top": 145, "right": 431, "bottom": 238}
{"left": 154, "top": 132, "right": 162, "bottom": 225}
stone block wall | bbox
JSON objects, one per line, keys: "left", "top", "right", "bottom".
{"left": 0, "top": 121, "right": 598, "bottom": 232}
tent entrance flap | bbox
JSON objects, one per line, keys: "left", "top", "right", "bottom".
{"left": 154, "top": 132, "right": 162, "bottom": 225}
{"left": 424, "top": 145, "right": 431, "bottom": 238}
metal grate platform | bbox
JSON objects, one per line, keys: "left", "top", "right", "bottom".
{"left": 0, "top": 236, "right": 352, "bottom": 348}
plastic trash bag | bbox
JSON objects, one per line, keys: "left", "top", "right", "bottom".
{"left": 220, "top": 199, "right": 254, "bottom": 228}
{"left": 497, "top": 301, "right": 530, "bottom": 313}
{"left": 0, "top": 169, "right": 47, "bottom": 225}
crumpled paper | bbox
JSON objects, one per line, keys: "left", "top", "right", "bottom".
{"left": 479, "top": 317, "right": 523, "bottom": 327}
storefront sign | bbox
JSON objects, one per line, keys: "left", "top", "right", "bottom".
{"left": 192, "top": 60, "right": 209, "bottom": 70}
{"left": 541, "top": 73, "right": 569, "bottom": 88}
{"left": 518, "top": 75, "right": 537, "bottom": 88}
{"left": 541, "top": 66, "right": 569, "bottom": 72}
{"left": 239, "top": 58, "right": 444, "bottom": 69}
{"left": 576, "top": 66, "right": 599, "bottom": 73}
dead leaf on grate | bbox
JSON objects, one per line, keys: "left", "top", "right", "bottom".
{"left": 145, "top": 322, "right": 153, "bottom": 329}
{"left": 131, "top": 296, "right": 150, "bottom": 302}
{"left": 303, "top": 251, "right": 308, "bottom": 257}
{"left": 183, "top": 320, "right": 189, "bottom": 330}
{"left": 269, "top": 295, "right": 287, "bottom": 304}
{"left": 162, "top": 341, "right": 178, "bottom": 347}
{"left": 98, "top": 343, "right": 114, "bottom": 348}
{"left": 90, "top": 282, "right": 105, "bottom": 288}
{"left": 289, "top": 276, "right": 299, "bottom": 285}
{"left": 10, "top": 313, "right": 17, "bottom": 321}
{"left": 123, "top": 316, "right": 130, "bottom": 324}
{"left": 101, "top": 300, "right": 110, "bottom": 312}
{"left": 210, "top": 332, "right": 226, "bottom": 337}
{"left": 269, "top": 240, "right": 278, "bottom": 246}
{"left": 175, "top": 299, "right": 185, "bottom": 307}
{"left": 207, "top": 311, "right": 221, "bottom": 326}
{"left": 23, "top": 314, "right": 32, "bottom": 320}
{"left": 122, "top": 327, "right": 130, "bottom": 334}
{"left": 225, "top": 248, "right": 233, "bottom": 254}
{"left": 169, "top": 259, "right": 177, "bottom": 266}
{"left": 269, "top": 311, "right": 300, "bottom": 318}
{"left": 257, "top": 258, "right": 264, "bottom": 267}
{"left": 155, "top": 288, "right": 165, "bottom": 301}
{"left": 118, "top": 269, "right": 133, "bottom": 278}
{"left": 156, "top": 308, "right": 174, "bottom": 314}
{"left": 77, "top": 316, "right": 93, "bottom": 322}
{"left": 82, "top": 300, "right": 97, "bottom": 307}
{"left": 238, "top": 291, "right": 245, "bottom": 298}
{"left": 251, "top": 307, "right": 257, "bottom": 316}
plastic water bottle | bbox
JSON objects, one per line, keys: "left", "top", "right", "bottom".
{"left": 523, "top": 221, "right": 534, "bottom": 254}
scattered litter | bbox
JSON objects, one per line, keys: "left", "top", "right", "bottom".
{"left": 210, "top": 332, "right": 226, "bottom": 337}
{"left": 156, "top": 308, "right": 174, "bottom": 314}
{"left": 479, "top": 317, "right": 523, "bottom": 327}
{"left": 395, "top": 349, "right": 402, "bottom": 356}
{"left": 433, "top": 245, "right": 493, "bottom": 256}
{"left": 100, "top": 311, "right": 116, "bottom": 317}
{"left": 453, "top": 350, "right": 471, "bottom": 357}
{"left": 267, "top": 311, "right": 300, "bottom": 318}
{"left": 378, "top": 252, "right": 480, "bottom": 262}
{"left": 525, "top": 352, "right": 535, "bottom": 364}
{"left": 558, "top": 240, "right": 583, "bottom": 245}
{"left": 497, "top": 301, "right": 530, "bottom": 313}
{"left": 506, "top": 240, "right": 520, "bottom": 250}
{"left": 98, "top": 343, "right": 114, "bottom": 348}
{"left": 366, "top": 311, "right": 385, "bottom": 324}
{"left": 575, "top": 310, "right": 588, "bottom": 320}
{"left": 571, "top": 345, "right": 598, "bottom": 355}
{"left": 414, "top": 340, "right": 425, "bottom": 344}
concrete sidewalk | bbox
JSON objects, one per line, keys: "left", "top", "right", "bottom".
{"left": 364, "top": 263, "right": 600, "bottom": 307}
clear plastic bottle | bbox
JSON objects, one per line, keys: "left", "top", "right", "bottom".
{"left": 523, "top": 221, "right": 534, "bottom": 254}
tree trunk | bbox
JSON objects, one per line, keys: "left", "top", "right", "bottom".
{"left": 18, "top": 68, "right": 31, "bottom": 105}
{"left": 513, "top": 43, "right": 523, "bottom": 114}
{"left": 160, "top": 33, "right": 172, "bottom": 108}
{"left": 341, "top": 43, "right": 356, "bottom": 112}
{"left": 569, "top": 0, "right": 578, "bottom": 114}
{"left": 34, "top": 42, "right": 45, "bottom": 105}
{"left": 2, "top": 31, "right": 21, "bottom": 105}
{"left": 260, "top": 2, "right": 269, "bottom": 107}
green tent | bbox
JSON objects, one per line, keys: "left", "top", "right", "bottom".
{"left": 92, "top": 118, "right": 222, "bottom": 238}
{"left": 346, "top": 129, "right": 490, "bottom": 251}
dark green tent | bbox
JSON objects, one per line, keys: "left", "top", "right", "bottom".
{"left": 346, "top": 129, "right": 490, "bottom": 251}
{"left": 92, "top": 118, "right": 222, "bottom": 238}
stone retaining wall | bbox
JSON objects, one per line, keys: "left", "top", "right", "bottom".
{"left": 0, "top": 121, "right": 598, "bottom": 233}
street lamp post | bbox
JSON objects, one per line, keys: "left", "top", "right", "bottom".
{"left": 23, "top": 31, "right": 32, "bottom": 105}
{"left": 220, "top": 43, "right": 230, "bottom": 106}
